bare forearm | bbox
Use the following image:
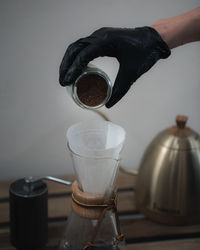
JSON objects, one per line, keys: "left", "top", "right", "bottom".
{"left": 152, "top": 7, "right": 200, "bottom": 49}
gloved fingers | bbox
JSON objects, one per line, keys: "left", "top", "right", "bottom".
{"left": 106, "top": 84, "right": 131, "bottom": 108}
{"left": 59, "top": 38, "right": 92, "bottom": 86}
{"left": 63, "top": 44, "right": 104, "bottom": 83}
{"left": 106, "top": 65, "right": 136, "bottom": 108}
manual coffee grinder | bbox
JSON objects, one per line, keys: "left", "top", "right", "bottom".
{"left": 58, "top": 120, "right": 126, "bottom": 250}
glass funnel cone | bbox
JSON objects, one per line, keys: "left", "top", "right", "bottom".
{"left": 67, "top": 120, "right": 126, "bottom": 196}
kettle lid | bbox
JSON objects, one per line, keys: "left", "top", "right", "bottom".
{"left": 154, "top": 115, "right": 200, "bottom": 150}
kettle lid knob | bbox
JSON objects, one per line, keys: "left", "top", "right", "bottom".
{"left": 176, "top": 115, "right": 188, "bottom": 129}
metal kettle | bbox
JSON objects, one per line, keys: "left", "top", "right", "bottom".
{"left": 120, "top": 115, "right": 200, "bottom": 225}
{"left": 135, "top": 115, "right": 200, "bottom": 225}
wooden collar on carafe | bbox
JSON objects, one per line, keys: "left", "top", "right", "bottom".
{"left": 71, "top": 180, "right": 113, "bottom": 219}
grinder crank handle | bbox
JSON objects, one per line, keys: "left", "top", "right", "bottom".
{"left": 25, "top": 176, "right": 73, "bottom": 186}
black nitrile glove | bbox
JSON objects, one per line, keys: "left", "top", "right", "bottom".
{"left": 59, "top": 27, "right": 171, "bottom": 108}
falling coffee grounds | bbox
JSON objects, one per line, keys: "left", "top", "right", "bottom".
{"left": 77, "top": 74, "right": 108, "bottom": 107}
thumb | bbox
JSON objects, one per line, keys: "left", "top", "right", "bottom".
{"left": 106, "top": 64, "right": 136, "bottom": 108}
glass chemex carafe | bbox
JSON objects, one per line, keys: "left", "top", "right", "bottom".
{"left": 58, "top": 120, "right": 126, "bottom": 250}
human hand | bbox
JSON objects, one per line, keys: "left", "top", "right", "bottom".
{"left": 59, "top": 27, "right": 170, "bottom": 108}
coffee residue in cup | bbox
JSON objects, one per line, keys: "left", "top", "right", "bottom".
{"left": 76, "top": 74, "right": 108, "bottom": 107}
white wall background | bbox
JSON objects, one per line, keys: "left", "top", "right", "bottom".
{"left": 0, "top": 0, "right": 200, "bottom": 180}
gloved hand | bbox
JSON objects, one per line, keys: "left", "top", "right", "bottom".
{"left": 59, "top": 26, "right": 171, "bottom": 108}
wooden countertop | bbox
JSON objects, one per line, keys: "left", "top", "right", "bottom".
{"left": 1, "top": 172, "right": 200, "bottom": 249}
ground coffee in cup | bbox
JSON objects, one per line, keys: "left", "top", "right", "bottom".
{"left": 67, "top": 64, "right": 112, "bottom": 109}
{"left": 76, "top": 74, "right": 108, "bottom": 107}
